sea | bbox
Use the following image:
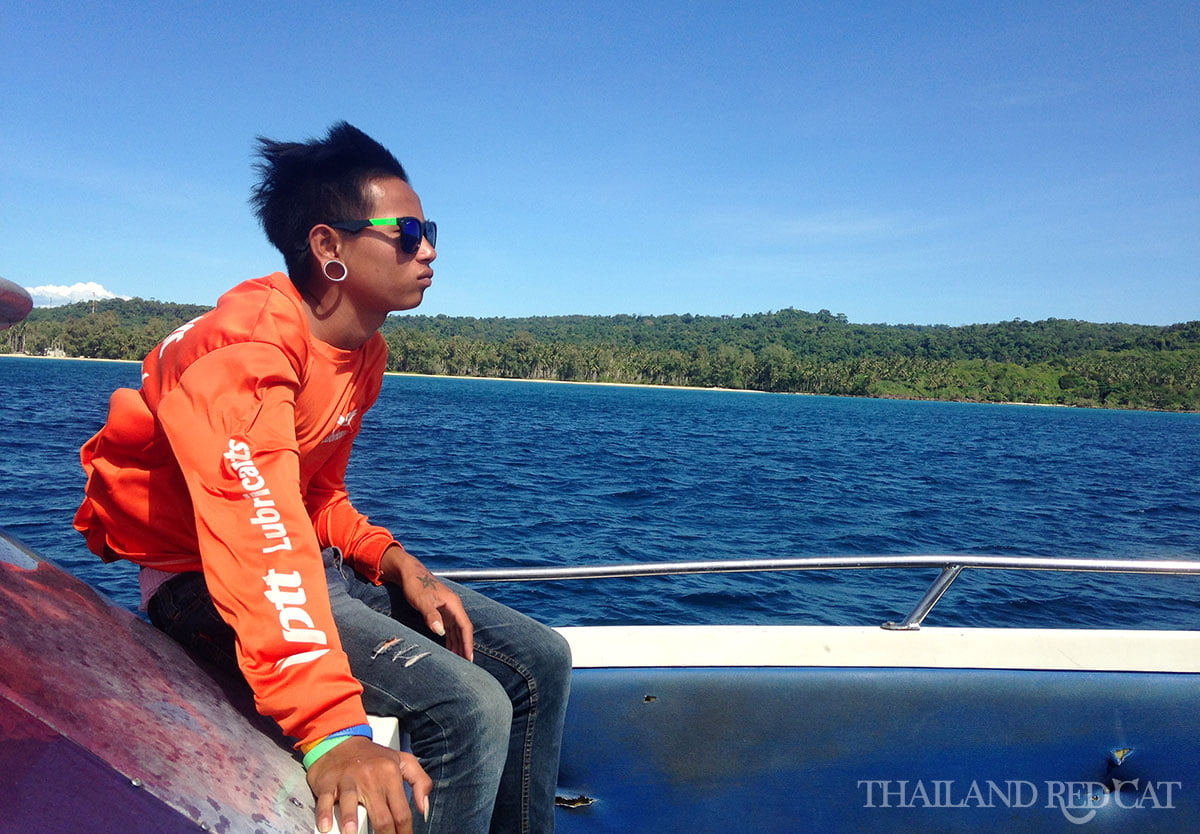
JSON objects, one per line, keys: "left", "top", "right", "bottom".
{"left": 2, "top": 355, "right": 1198, "bottom": 630}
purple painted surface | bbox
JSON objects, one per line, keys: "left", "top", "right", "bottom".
{"left": 0, "top": 277, "right": 32, "bottom": 329}
{"left": 0, "top": 531, "right": 314, "bottom": 833}
{"left": 0, "top": 697, "right": 194, "bottom": 832}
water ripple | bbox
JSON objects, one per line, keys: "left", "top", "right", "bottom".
{"left": 3, "top": 360, "right": 1198, "bottom": 629}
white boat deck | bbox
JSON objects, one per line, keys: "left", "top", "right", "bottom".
{"left": 559, "top": 624, "right": 1200, "bottom": 672}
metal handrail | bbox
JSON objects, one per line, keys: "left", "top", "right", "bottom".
{"left": 436, "top": 554, "right": 1200, "bottom": 630}
{"left": 437, "top": 553, "right": 1200, "bottom": 582}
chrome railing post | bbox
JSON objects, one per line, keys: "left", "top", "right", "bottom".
{"left": 881, "top": 564, "right": 964, "bottom": 631}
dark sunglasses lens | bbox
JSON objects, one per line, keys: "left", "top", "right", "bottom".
{"left": 395, "top": 218, "right": 435, "bottom": 253}
{"left": 397, "top": 218, "right": 421, "bottom": 254}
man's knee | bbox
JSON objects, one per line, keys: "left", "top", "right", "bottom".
{"left": 530, "top": 625, "right": 573, "bottom": 692}
{"left": 455, "top": 666, "right": 514, "bottom": 742}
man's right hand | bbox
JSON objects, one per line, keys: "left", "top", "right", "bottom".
{"left": 306, "top": 736, "right": 432, "bottom": 834}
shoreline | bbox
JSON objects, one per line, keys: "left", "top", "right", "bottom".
{"left": 2, "top": 352, "right": 1189, "bottom": 413}
{"left": 384, "top": 369, "right": 768, "bottom": 395}
{"left": 390, "top": 372, "right": 1082, "bottom": 408}
{"left": 0, "top": 353, "right": 754, "bottom": 393}
{"left": 1, "top": 353, "right": 140, "bottom": 364}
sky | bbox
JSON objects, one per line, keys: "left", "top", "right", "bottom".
{"left": 1, "top": 1, "right": 1196, "bottom": 326}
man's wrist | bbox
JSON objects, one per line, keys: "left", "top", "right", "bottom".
{"left": 302, "top": 735, "right": 352, "bottom": 770}
{"left": 300, "top": 723, "right": 375, "bottom": 769}
{"left": 380, "top": 544, "right": 422, "bottom": 583}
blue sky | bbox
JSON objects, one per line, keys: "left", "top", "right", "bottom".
{"left": 1, "top": 1, "right": 1196, "bottom": 325}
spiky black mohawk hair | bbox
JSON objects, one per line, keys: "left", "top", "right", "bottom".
{"left": 250, "top": 122, "right": 408, "bottom": 282}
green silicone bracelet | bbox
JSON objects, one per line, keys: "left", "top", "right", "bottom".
{"left": 302, "top": 734, "right": 353, "bottom": 770}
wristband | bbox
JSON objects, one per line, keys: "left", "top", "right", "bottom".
{"left": 326, "top": 723, "right": 374, "bottom": 742}
{"left": 299, "top": 723, "right": 374, "bottom": 754}
{"left": 302, "top": 735, "right": 353, "bottom": 770}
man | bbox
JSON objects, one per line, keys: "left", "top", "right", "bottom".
{"left": 75, "top": 122, "right": 571, "bottom": 834}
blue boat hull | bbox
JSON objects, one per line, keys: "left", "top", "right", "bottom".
{"left": 556, "top": 666, "right": 1195, "bottom": 832}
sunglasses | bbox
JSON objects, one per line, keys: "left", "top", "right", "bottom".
{"left": 328, "top": 217, "right": 437, "bottom": 254}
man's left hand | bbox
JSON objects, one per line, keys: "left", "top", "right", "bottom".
{"left": 380, "top": 545, "right": 474, "bottom": 661}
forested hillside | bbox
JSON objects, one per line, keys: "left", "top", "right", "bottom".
{"left": 4, "top": 299, "right": 1197, "bottom": 411}
{"left": 10, "top": 298, "right": 212, "bottom": 362}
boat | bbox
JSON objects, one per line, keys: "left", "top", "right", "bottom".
{"left": 0, "top": 277, "right": 33, "bottom": 331}
{"left": 449, "top": 557, "right": 1200, "bottom": 832}
{"left": 2, "top": 293, "right": 1197, "bottom": 831}
{"left": 0, "top": 529, "right": 314, "bottom": 832}
{"left": 2, "top": 527, "right": 1197, "bottom": 832}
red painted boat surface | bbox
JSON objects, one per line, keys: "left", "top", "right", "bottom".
{"left": 0, "top": 530, "right": 314, "bottom": 833}
{"left": 0, "top": 277, "right": 32, "bottom": 330}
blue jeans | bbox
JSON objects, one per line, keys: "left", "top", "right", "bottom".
{"left": 148, "top": 549, "right": 571, "bottom": 834}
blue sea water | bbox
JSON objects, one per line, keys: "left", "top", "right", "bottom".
{"left": 2, "top": 355, "right": 1198, "bottom": 630}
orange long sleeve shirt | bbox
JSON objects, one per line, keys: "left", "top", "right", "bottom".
{"left": 74, "top": 272, "right": 396, "bottom": 747}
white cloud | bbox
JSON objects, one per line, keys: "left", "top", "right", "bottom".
{"left": 28, "top": 282, "right": 129, "bottom": 307}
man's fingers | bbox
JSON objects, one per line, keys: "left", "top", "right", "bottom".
{"left": 450, "top": 596, "right": 474, "bottom": 659}
{"left": 307, "top": 739, "right": 422, "bottom": 834}
{"left": 362, "top": 753, "right": 419, "bottom": 834}
{"left": 402, "top": 751, "right": 434, "bottom": 793}
{"left": 314, "top": 790, "right": 336, "bottom": 833}
{"left": 336, "top": 789, "right": 362, "bottom": 834}
{"left": 437, "top": 596, "right": 474, "bottom": 661}
{"left": 402, "top": 752, "right": 434, "bottom": 823}
{"left": 448, "top": 614, "right": 474, "bottom": 661}
{"left": 360, "top": 795, "right": 404, "bottom": 834}
{"left": 419, "top": 599, "right": 473, "bottom": 660}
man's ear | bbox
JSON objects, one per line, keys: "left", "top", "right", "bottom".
{"left": 308, "top": 224, "right": 342, "bottom": 262}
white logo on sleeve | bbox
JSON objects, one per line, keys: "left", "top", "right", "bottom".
{"left": 262, "top": 569, "right": 330, "bottom": 670}
{"left": 158, "top": 315, "right": 206, "bottom": 358}
{"left": 222, "top": 438, "right": 329, "bottom": 671}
